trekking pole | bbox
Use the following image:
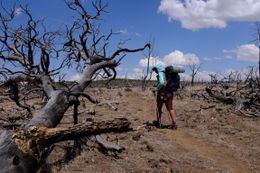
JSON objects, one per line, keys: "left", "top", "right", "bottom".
{"left": 152, "top": 90, "right": 161, "bottom": 128}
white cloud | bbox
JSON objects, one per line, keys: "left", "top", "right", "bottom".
{"left": 179, "top": 70, "right": 215, "bottom": 81}
{"left": 196, "top": 71, "right": 215, "bottom": 81}
{"left": 129, "top": 67, "right": 158, "bottom": 80}
{"left": 179, "top": 73, "right": 191, "bottom": 81}
{"left": 68, "top": 73, "right": 82, "bottom": 81}
{"left": 224, "top": 44, "right": 258, "bottom": 62}
{"left": 118, "top": 29, "right": 128, "bottom": 35}
{"left": 163, "top": 50, "right": 200, "bottom": 65}
{"left": 134, "top": 50, "right": 201, "bottom": 80}
{"left": 131, "top": 68, "right": 144, "bottom": 79}
{"left": 203, "top": 55, "right": 232, "bottom": 61}
{"left": 158, "top": 0, "right": 260, "bottom": 30}
{"left": 136, "top": 50, "right": 200, "bottom": 80}
{"left": 138, "top": 50, "right": 200, "bottom": 72}
{"left": 236, "top": 44, "right": 258, "bottom": 62}
{"left": 139, "top": 56, "right": 165, "bottom": 68}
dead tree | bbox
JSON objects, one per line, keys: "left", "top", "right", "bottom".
{"left": 254, "top": 22, "right": 260, "bottom": 80}
{"left": 0, "top": 1, "right": 149, "bottom": 172}
{"left": 141, "top": 39, "right": 154, "bottom": 91}
{"left": 209, "top": 73, "right": 218, "bottom": 84}
{"left": 205, "top": 67, "right": 260, "bottom": 118}
{"left": 188, "top": 63, "right": 201, "bottom": 86}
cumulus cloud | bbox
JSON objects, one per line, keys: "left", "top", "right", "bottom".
{"left": 137, "top": 50, "right": 201, "bottom": 77}
{"left": 134, "top": 50, "right": 202, "bottom": 80}
{"left": 236, "top": 44, "right": 258, "bottom": 62}
{"left": 158, "top": 0, "right": 260, "bottom": 30}
{"left": 163, "top": 50, "right": 200, "bottom": 65}
{"left": 225, "top": 44, "right": 258, "bottom": 62}
{"left": 196, "top": 71, "right": 216, "bottom": 81}
{"left": 129, "top": 68, "right": 158, "bottom": 80}
{"left": 138, "top": 50, "right": 200, "bottom": 70}
{"left": 133, "top": 49, "right": 228, "bottom": 82}
{"left": 179, "top": 70, "right": 215, "bottom": 81}
{"left": 131, "top": 68, "right": 145, "bottom": 79}
{"left": 139, "top": 56, "right": 165, "bottom": 68}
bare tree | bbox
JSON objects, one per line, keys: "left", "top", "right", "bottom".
{"left": 253, "top": 22, "right": 260, "bottom": 80}
{"left": 188, "top": 63, "right": 201, "bottom": 86}
{"left": 209, "top": 73, "right": 218, "bottom": 84}
{"left": 0, "top": 1, "right": 149, "bottom": 172}
{"left": 141, "top": 39, "right": 154, "bottom": 91}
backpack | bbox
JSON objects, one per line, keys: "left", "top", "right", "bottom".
{"left": 164, "top": 65, "right": 181, "bottom": 92}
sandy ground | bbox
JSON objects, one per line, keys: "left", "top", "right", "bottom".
{"left": 44, "top": 86, "right": 259, "bottom": 173}
{"left": 0, "top": 85, "right": 259, "bottom": 173}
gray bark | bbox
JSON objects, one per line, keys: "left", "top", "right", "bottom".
{"left": 0, "top": 60, "right": 124, "bottom": 173}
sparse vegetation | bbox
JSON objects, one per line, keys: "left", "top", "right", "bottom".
{"left": 0, "top": 0, "right": 259, "bottom": 173}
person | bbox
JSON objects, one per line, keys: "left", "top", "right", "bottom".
{"left": 152, "top": 64, "right": 178, "bottom": 129}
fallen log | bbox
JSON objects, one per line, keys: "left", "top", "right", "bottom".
{"left": 205, "top": 85, "right": 260, "bottom": 117}
{"left": 96, "top": 134, "right": 125, "bottom": 152}
{"left": 205, "top": 87, "right": 234, "bottom": 104}
{"left": 0, "top": 1, "right": 150, "bottom": 172}
{"left": 0, "top": 118, "right": 131, "bottom": 173}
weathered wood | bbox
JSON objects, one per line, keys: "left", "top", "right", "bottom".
{"left": 13, "top": 118, "right": 130, "bottom": 157}
{"left": 0, "top": 61, "right": 130, "bottom": 173}
{"left": 0, "top": 118, "right": 131, "bottom": 173}
{"left": 205, "top": 84, "right": 260, "bottom": 117}
{"left": 96, "top": 134, "right": 125, "bottom": 152}
{"left": 205, "top": 87, "right": 235, "bottom": 104}
{"left": 0, "top": 1, "right": 150, "bottom": 172}
{"left": 0, "top": 131, "right": 39, "bottom": 173}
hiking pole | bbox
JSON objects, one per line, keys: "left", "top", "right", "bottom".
{"left": 152, "top": 90, "right": 161, "bottom": 128}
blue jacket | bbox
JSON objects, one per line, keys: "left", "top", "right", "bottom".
{"left": 154, "top": 64, "right": 166, "bottom": 92}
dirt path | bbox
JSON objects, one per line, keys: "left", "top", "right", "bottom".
{"left": 47, "top": 88, "right": 259, "bottom": 173}
{"left": 125, "top": 89, "right": 256, "bottom": 172}
{"left": 164, "top": 129, "right": 252, "bottom": 173}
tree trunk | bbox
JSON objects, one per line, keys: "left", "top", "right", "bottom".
{"left": 0, "top": 61, "right": 123, "bottom": 173}
{"left": 191, "top": 74, "right": 195, "bottom": 86}
{"left": 258, "top": 46, "right": 260, "bottom": 80}
{"left": 205, "top": 87, "right": 234, "bottom": 104}
{"left": 0, "top": 118, "right": 130, "bottom": 173}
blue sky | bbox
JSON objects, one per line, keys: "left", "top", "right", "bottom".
{"left": 4, "top": 0, "right": 260, "bottom": 81}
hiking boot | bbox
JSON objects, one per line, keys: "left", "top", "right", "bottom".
{"left": 153, "top": 120, "right": 161, "bottom": 128}
{"left": 171, "top": 122, "right": 178, "bottom": 130}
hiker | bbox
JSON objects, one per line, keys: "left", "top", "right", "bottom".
{"left": 152, "top": 64, "right": 179, "bottom": 129}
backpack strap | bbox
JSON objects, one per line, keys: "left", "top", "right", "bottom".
{"left": 162, "top": 79, "right": 169, "bottom": 90}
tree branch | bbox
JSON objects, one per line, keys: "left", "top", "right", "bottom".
{"left": 13, "top": 118, "right": 131, "bottom": 159}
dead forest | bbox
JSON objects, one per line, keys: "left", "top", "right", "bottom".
{"left": 0, "top": 0, "right": 149, "bottom": 172}
{"left": 0, "top": 0, "right": 259, "bottom": 173}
